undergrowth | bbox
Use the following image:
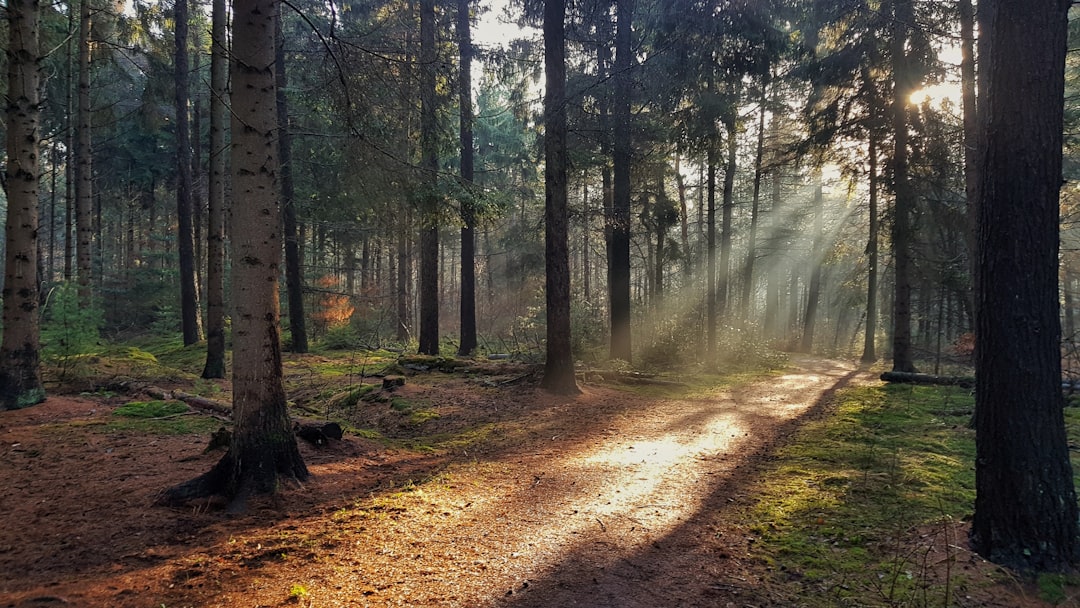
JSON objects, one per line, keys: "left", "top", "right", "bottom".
{"left": 749, "top": 383, "right": 1080, "bottom": 607}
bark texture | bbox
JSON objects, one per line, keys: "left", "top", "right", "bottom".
{"left": 417, "top": 0, "right": 440, "bottom": 355}
{"left": 457, "top": 0, "right": 477, "bottom": 357}
{"left": 609, "top": 0, "right": 633, "bottom": 363}
{"left": 0, "top": 0, "right": 45, "bottom": 410}
{"left": 201, "top": 0, "right": 228, "bottom": 379}
{"left": 163, "top": 0, "right": 307, "bottom": 508}
{"left": 540, "top": 0, "right": 578, "bottom": 395}
{"left": 972, "top": 0, "right": 1078, "bottom": 571}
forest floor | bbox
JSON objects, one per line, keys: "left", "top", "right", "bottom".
{"left": 0, "top": 352, "right": 1069, "bottom": 607}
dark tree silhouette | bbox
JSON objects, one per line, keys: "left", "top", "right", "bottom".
{"left": 972, "top": 0, "right": 1078, "bottom": 570}
{"left": 540, "top": 0, "right": 579, "bottom": 395}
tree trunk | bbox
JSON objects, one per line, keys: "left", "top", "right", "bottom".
{"left": 418, "top": 0, "right": 440, "bottom": 355}
{"left": 201, "top": 0, "right": 228, "bottom": 379}
{"left": 175, "top": 0, "right": 202, "bottom": 346}
{"left": 706, "top": 149, "right": 717, "bottom": 363}
{"left": 972, "top": 0, "right": 1078, "bottom": 571}
{"left": 162, "top": 0, "right": 307, "bottom": 509}
{"left": 800, "top": 171, "right": 824, "bottom": 353}
{"left": 959, "top": 0, "right": 978, "bottom": 327}
{"left": 719, "top": 116, "right": 736, "bottom": 324}
{"left": 741, "top": 78, "right": 767, "bottom": 325}
{"left": 889, "top": 0, "right": 917, "bottom": 373}
{"left": 277, "top": 10, "right": 308, "bottom": 353}
{"left": 609, "top": 0, "right": 633, "bottom": 363}
{"left": 0, "top": 0, "right": 45, "bottom": 410}
{"left": 75, "top": 0, "right": 93, "bottom": 301}
{"left": 861, "top": 130, "right": 879, "bottom": 363}
{"left": 457, "top": 0, "right": 477, "bottom": 356}
{"left": 540, "top": 0, "right": 579, "bottom": 394}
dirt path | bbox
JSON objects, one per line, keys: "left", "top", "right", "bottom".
{"left": 0, "top": 356, "right": 866, "bottom": 608}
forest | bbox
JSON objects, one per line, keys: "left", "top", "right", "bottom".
{"left": 2, "top": 0, "right": 1080, "bottom": 605}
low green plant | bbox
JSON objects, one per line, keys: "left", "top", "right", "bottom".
{"left": 41, "top": 282, "right": 103, "bottom": 379}
{"left": 114, "top": 400, "right": 189, "bottom": 418}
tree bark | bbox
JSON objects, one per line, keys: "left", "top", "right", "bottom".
{"left": 162, "top": 0, "right": 307, "bottom": 509}
{"left": 540, "top": 0, "right": 578, "bottom": 395}
{"left": 706, "top": 149, "right": 717, "bottom": 363}
{"left": 201, "top": 0, "right": 228, "bottom": 379}
{"left": 417, "top": 0, "right": 440, "bottom": 355}
{"left": 889, "top": 0, "right": 917, "bottom": 373}
{"left": 457, "top": 0, "right": 477, "bottom": 356}
{"left": 75, "top": 0, "right": 93, "bottom": 300}
{"left": 718, "top": 114, "right": 736, "bottom": 325}
{"left": 277, "top": 10, "right": 308, "bottom": 353}
{"left": 175, "top": 0, "right": 202, "bottom": 346}
{"left": 972, "top": 0, "right": 1078, "bottom": 570}
{"left": 740, "top": 78, "right": 767, "bottom": 325}
{"left": 861, "top": 130, "right": 879, "bottom": 364}
{"left": 800, "top": 170, "right": 824, "bottom": 353}
{"left": 0, "top": 0, "right": 45, "bottom": 410}
{"left": 609, "top": 0, "right": 633, "bottom": 363}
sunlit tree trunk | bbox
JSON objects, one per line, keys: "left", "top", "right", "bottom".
{"left": 277, "top": 10, "right": 308, "bottom": 353}
{"left": 800, "top": 171, "right": 824, "bottom": 353}
{"left": 718, "top": 116, "right": 736, "bottom": 324}
{"left": 972, "top": 0, "right": 1078, "bottom": 571}
{"left": 960, "top": 0, "right": 978, "bottom": 327}
{"left": 0, "top": 0, "right": 45, "bottom": 410}
{"left": 418, "top": 0, "right": 440, "bottom": 355}
{"left": 201, "top": 0, "right": 228, "bottom": 379}
{"left": 162, "top": 0, "right": 307, "bottom": 509}
{"left": 861, "top": 131, "right": 880, "bottom": 364}
{"left": 740, "top": 78, "right": 767, "bottom": 325}
{"left": 706, "top": 149, "right": 717, "bottom": 363}
{"left": 457, "top": 0, "right": 477, "bottom": 356}
{"left": 175, "top": 0, "right": 202, "bottom": 346}
{"left": 609, "top": 0, "right": 633, "bottom": 363}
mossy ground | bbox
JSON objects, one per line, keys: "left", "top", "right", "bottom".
{"left": 749, "top": 382, "right": 1080, "bottom": 606}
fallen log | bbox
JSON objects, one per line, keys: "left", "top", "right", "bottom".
{"left": 144, "top": 386, "right": 232, "bottom": 416}
{"left": 879, "top": 371, "right": 974, "bottom": 389}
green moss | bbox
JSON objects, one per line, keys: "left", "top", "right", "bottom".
{"left": 749, "top": 384, "right": 980, "bottom": 607}
{"left": 114, "top": 400, "right": 189, "bottom": 418}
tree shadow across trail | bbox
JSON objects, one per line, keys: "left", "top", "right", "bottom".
{"left": 493, "top": 357, "right": 864, "bottom": 608}
{"left": 0, "top": 356, "right": 863, "bottom": 607}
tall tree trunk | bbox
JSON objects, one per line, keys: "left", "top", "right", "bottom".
{"left": 540, "top": 0, "right": 578, "bottom": 394}
{"left": 675, "top": 155, "right": 690, "bottom": 279}
{"left": 706, "top": 149, "right": 717, "bottom": 363}
{"left": 457, "top": 0, "right": 477, "bottom": 356}
{"left": 609, "top": 0, "right": 633, "bottom": 363}
{"left": 718, "top": 116, "right": 736, "bottom": 322}
{"left": 889, "top": 0, "right": 917, "bottom": 373}
{"left": 162, "top": 0, "right": 307, "bottom": 509}
{"left": 277, "top": 10, "right": 308, "bottom": 353}
{"left": 64, "top": 2, "right": 75, "bottom": 282}
{"left": 800, "top": 170, "right": 824, "bottom": 353}
{"left": 418, "top": 0, "right": 440, "bottom": 355}
{"left": 175, "top": 0, "right": 202, "bottom": 345}
{"left": 75, "top": 0, "right": 93, "bottom": 300}
{"left": 582, "top": 172, "right": 591, "bottom": 301}
{"left": 201, "top": 0, "right": 228, "bottom": 379}
{"left": 740, "top": 78, "right": 767, "bottom": 324}
{"left": 861, "top": 131, "right": 880, "bottom": 363}
{"left": 959, "top": 0, "right": 978, "bottom": 329}
{"left": 0, "top": 0, "right": 45, "bottom": 409}
{"left": 972, "top": 0, "right": 1077, "bottom": 571}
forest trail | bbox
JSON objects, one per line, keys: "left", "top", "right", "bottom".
{"left": 0, "top": 356, "right": 868, "bottom": 608}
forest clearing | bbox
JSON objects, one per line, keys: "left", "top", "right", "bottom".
{"left": 1, "top": 349, "right": 1076, "bottom": 607}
